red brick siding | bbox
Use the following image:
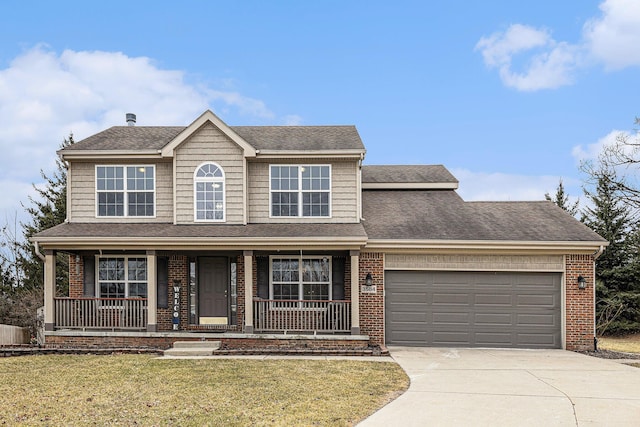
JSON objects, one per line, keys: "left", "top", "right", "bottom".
{"left": 68, "top": 255, "right": 83, "bottom": 298}
{"left": 358, "top": 252, "right": 384, "bottom": 345}
{"left": 565, "top": 254, "right": 595, "bottom": 351}
{"left": 237, "top": 255, "right": 246, "bottom": 330}
{"left": 157, "top": 255, "right": 188, "bottom": 331}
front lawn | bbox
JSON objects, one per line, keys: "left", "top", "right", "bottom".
{"left": 598, "top": 333, "right": 640, "bottom": 354}
{"left": 0, "top": 355, "right": 408, "bottom": 426}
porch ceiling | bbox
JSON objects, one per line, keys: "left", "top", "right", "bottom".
{"left": 32, "top": 222, "right": 368, "bottom": 250}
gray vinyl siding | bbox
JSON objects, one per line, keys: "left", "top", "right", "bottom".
{"left": 68, "top": 160, "right": 173, "bottom": 223}
{"left": 175, "top": 122, "right": 244, "bottom": 224}
{"left": 247, "top": 160, "right": 359, "bottom": 223}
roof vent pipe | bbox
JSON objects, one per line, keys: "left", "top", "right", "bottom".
{"left": 126, "top": 113, "right": 136, "bottom": 126}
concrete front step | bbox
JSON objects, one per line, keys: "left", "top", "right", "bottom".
{"left": 164, "top": 340, "right": 221, "bottom": 357}
{"left": 172, "top": 341, "right": 221, "bottom": 349}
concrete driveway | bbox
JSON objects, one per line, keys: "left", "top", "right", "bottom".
{"left": 360, "top": 347, "right": 640, "bottom": 426}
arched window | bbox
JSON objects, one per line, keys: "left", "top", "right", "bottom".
{"left": 194, "top": 162, "right": 225, "bottom": 221}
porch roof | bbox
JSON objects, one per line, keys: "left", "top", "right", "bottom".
{"left": 32, "top": 222, "right": 368, "bottom": 250}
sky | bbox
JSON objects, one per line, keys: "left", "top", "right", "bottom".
{"left": 1, "top": 0, "right": 639, "bottom": 227}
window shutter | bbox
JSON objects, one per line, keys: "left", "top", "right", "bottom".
{"left": 256, "top": 257, "right": 269, "bottom": 299}
{"left": 83, "top": 256, "right": 95, "bottom": 297}
{"left": 157, "top": 257, "right": 169, "bottom": 309}
{"left": 332, "top": 257, "right": 345, "bottom": 300}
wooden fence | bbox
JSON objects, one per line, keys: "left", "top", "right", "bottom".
{"left": 0, "top": 324, "right": 30, "bottom": 345}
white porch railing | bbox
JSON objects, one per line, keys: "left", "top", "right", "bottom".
{"left": 254, "top": 299, "right": 351, "bottom": 333}
{"left": 54, "top": 298, "right": 148, "bottom": 330}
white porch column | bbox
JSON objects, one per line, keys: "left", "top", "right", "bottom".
{"left": 44, "top": 250, "right": 56, "bottom": 331}
{"left": 350, "top": 250, "right": 360, "bottom": 334}
{"left": 146, "top": 251, "right": 157, "bottom": 332}
{"left": 244, "top": 250, "right": 254, "bottom": 333}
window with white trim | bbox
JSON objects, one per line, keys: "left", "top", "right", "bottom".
{"left": 97, "top": 257, "right": 147, "bottom": 299}
{"left": 270, "top": 165, "right": 330, "bottom": 217}
{"left": 194, "top": 162, "right": 225, "bottom": 221}
{"left": 270, "top": 256, "right": 331, "bottom": 301}
{"left": 96, "top": 166, "right": 155, "bottom": 217}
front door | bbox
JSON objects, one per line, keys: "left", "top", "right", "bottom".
{"left": 198, "top": 257, "right": 228, "bottom": 324}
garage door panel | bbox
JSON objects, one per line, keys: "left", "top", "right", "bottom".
{"left": 475, "top": 332, "right": 513, "bottom": 345}
{"left": 432, "top": 331, "right": 471, "bottom": 345}
{"left": 432, "top": 312, "right": 470, "bottom": 324}
{"left": 517, "top": 313, "right": 557, "bottom": 327}
{"left": 385, "top": 271, "right": 561, "bottom": 349}
{"left": 517, "top": 294, "right": 556, "bottom": 307}
{"left": 475, "top": 313, "right": 513, "bottom": 326}
{"left": 390, "top": 311, "right": 429, "bottom": 322}
{"left": 432, "top": 293, "right": 470, "bottom": 305}
{"left": 474, "top": 293, "right": 512, "bottom": 306}
{"left": 516, "top": 332, "right": 559, "bottom": 347}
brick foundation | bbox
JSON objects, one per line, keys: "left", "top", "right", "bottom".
{"left": 565, "top": 254, "right": 596, "bottom": 351}
{"left": 45, "top": 334, "right": 370, "bottom": 352}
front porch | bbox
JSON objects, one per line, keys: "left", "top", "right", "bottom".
{"left": 41, "top": 249, "right": 386, "bottom": 349}
{"left": 53, "top": 296, "right": 352, "bottom": 334}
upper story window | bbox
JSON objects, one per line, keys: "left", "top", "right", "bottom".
{"left": 194, "top": 162, "right": 225, "bottom": 222}
{"left": 96, "top": 166, "right": 155, "bottom": 217}
{"left": 270, "top": 165, "right": 331, "bottom": 217}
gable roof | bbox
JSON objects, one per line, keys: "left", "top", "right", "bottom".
{"left": 60, "top": 111, "right": 365, "bottom": 157}
{"left": 362, "top": 165, "right": 458, "bottom": 189}
{"left": 160, "top": 110, "right": 256, "bottom": 157}
{"left": 362, "top": 190, "right": 606, "bottom": 245}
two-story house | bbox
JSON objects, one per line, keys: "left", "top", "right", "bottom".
{"left": 33, "top": 110, "right": 607, "bottom": 352}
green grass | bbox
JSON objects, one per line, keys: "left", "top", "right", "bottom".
{"left": 0, "top": 355, "right": 408, "bottom": 426}
{"left": 598, "top": 333, "right": 640, "bottom": 354}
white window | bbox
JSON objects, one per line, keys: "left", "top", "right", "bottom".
{"left": 270, "top": 256, "right": 331, "bottom": 301}
{"left": 194, "top": 162, "right": 225, "bottom": 221}
{"left": 96, "top": 166, "right": 155, "bottom": 217}
{"left": 270, "top": 165, "right": 331, "bottom": 217}
{"left": 97, "top": 257, "right": 147, "bottom": 299}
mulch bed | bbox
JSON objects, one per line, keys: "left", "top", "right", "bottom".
{"left": 580, "top": 349, "right": 640, "bottom": 360}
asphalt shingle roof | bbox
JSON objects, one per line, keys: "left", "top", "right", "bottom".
{"left": 34, "top": 222, "right": 367, "bottom": 240}
{"left": 362, "top": 190, "right": 606, "bottom": 242}
{"left": 62, "top": 125, "right": 364, "bottom": 152}
{"left": 362, "top": 165, "right": 458, "bottom": 183}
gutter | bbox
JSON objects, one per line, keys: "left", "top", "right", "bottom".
{"left": 593, "top": 245, "right": 605, "bottom": 260}
{"left": 34, "top": 241, "right": 46, "bottom": 261}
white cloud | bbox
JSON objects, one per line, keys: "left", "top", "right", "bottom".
{"left": 583, "top": 0, "right": 640, "bottom": 70}
{"left": 452, "top": 168, "right": 576, "bottom": 202}
{"left": 571, "top": 129, "right": 630, "bottom": 162}
{"left": 475, "top": 24, "right": 580, "bottom": 91}
{"left": 0, "top": 46, "right": 297, "bottom": 226}
{"left": 477, "top": 0, "right": 640, "bottom": 90}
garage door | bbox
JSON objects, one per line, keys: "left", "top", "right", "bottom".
{"left": 385, "top": 271, "right": 561, "bottom": 348}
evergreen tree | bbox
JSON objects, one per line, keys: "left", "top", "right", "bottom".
{"left": 545, "top": 179, "right": 579, "bottom": 216}
{"left": 582, "top": 166, "right": 640, "bottom": 334}
{"left": 20, "top": 134, "right": 74, "bottom": 295}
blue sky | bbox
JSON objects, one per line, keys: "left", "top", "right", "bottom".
{"left": 1, "top": 0, "right": 639, "bottom": 225}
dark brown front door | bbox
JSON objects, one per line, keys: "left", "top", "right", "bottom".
{"left": 198, "top": 257, "right": 228, "bottom": 322}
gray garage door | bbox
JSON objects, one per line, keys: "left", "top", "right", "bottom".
{"left": 385, "top": 271, "right": 561, "bottom": 348}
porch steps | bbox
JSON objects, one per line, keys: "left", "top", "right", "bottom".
{"left": 163, "top": 341, "right": 221, "bottom": 357}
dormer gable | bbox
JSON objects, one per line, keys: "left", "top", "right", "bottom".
{"left": 160, "top": 110, "right": 257, "bottom": 158}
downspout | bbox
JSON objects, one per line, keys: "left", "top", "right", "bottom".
{"left": 592, "top": 245, "right": 605, "bottom": 351}
{"left": 34, "top": 241, "right": 46, "bottom": 261}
